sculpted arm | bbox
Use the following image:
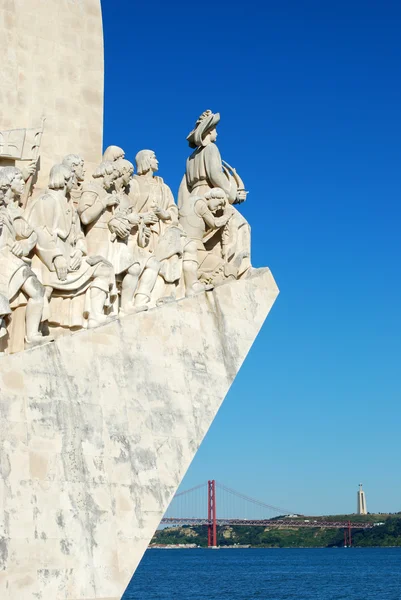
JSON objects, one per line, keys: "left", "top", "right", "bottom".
{"left": 154, "top": 185, "right": 177, "bottom": 223}
{"left": 28, "top": 197, "right": 63, "bottom": 270}
{"left": 78, "top": 190, "right": 106, "bottom": 226}
{"left": 13, "top": 216, "right": 37, "bottom": 255}
{"left": 195, "top": 200, "right": 219, "bottom": 229}
{"left": 204, "top": 144, "right": 237, "bottom": 203}
{"left": 196, "top": 200, "right": 230, "bottom": 231}
{"left": 68, "top": 215, "right": 87, "bottom": 271}
{"left": 75, "top": 215, "right": 87, "bottom": 256}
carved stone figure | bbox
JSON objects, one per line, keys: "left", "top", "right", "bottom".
{"left": 26, "top": 164, "right": 115, "bottom": 330}
{"left": 78, "top": 160, "right": 121, "bottom": 257}
{"left": 178, "top": 110, "right": 252, "bottom": 279}
{"left": 133, "top": 150, "right": 184, "bottom": 304}
{"left": 110, "top": 158, "right": 161, "bottom": 312}
{"left": 0, "top": 110, "right": 257, "bottom": 350}
{"left": 62, "top": 154, "right": 86, "bottom": 207}
{"left": 0, "top": 168, "right": 47, "bottom": 350}
{"left": 179, "top": 188, "right": 230, "bottom": 296}
{"left": 79, "top": 159, "right": 160, "bottom": 313}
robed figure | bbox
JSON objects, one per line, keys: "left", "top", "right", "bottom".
{"left": 133, "top": 150, "right": 184, "bottom": 304}
{"left": 26, "top": 164, "right": 115, "bottom": 331}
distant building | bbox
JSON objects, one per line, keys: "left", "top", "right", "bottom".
{"left": 357, "top": 483, "right": 367, "bottom": 515}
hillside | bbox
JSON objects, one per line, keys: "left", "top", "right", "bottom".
{"left": 151, "top": 515, "right": 401, "bottom": 548}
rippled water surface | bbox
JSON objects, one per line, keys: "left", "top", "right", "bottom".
{"left": 123, "top": 547, "right": 401, "bottom": 599}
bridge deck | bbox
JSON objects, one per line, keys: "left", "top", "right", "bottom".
{"left": 161, "top": 518, "right": 374, "bottom": 529}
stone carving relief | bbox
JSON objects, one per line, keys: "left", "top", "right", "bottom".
{"left": 133, "top": 150, "right": 184, "bottom": 305}
{"left": 0, "top": 111, "right": 254, "bottom": 354}
{"left": 179, "top": 187, "right": 231, "bottom": 296}
{"left": 26, "top": 164, "right": 115, "bottom": 332}
{"left": 0, "top": 168, "right": 48, "bottom": 353}
{"left": 178, "top": 110, "right": 252, "bottom": 281}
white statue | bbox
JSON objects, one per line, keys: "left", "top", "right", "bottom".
{"left": 0, "top": 168, "right": 48, "bottom": 350}
{"left": 178, "top": 110, "right": 251, "bottom": 280}
{"left": 26, "top": 164, "right": 115, "bottom": 330}
{"left": 78, "top": 160, "right": 121, "bottom": 257}
{"left": 0, "top": 109, "right": 261, "bottom": 354}
{"left": 110, "top": 158, "right": 161, "bottom": 312}
{"left": 179, "top": 188, "right": 230, "bottom": 296}
{"left": 79, "top": 159, "right": 160, "bottom": 313}
{"left": 133, "top": 150, "right": 184, "bottom": 304}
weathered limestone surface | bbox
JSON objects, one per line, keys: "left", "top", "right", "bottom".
{"left": 0, "top": 0, "right": 104, "bottom": 188}
{"left": 0, "top": 268, "right": 278, "bottom": 600}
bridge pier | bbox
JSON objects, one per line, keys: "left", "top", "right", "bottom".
{"left": 344, "top": 521, "right": 352, "bottom": 547}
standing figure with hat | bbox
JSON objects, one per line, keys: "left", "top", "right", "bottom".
{"left": 178, "top": 110, "right": 252, "bottom": 281}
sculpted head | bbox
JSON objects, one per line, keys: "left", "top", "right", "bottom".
{"left": 135, "top": 150, "right": 158, "bottom": 175}
{"left": 204, "top": 187, "right": 226, "bottom": 214}
{"left": 115, "top": 159, "right": 134, "bottom": 188}
{"left": 103, "top": 146, "right": 125, "bottom": 162}
{"left": 48, "top": 164, "right": 74, "bottom": 193}
{"left": 187, "top": 110, "right": 220, "bottom": 149}
{"left": 62, "top": 154, "right": 85, "bottom": 184}
{"left": 93, "top": 161, "right": 118, "bottom": 190}
{"left": 0, "top": 172, "right": 9, "bottom": 206}
{"left": 0, "top": 167, "right": 25, "bottom": 199}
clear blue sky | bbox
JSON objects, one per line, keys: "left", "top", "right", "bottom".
{"left": 102, "top": 0, "right": 401, "bottom": 516}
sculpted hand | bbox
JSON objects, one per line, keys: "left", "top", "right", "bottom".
{"left": 54, "top": 256, "right": 68, "bottom": 281}
{"left": 236, "top": 189, "right": 248, "bottom": 204}
{"left": 11, "top": 241, "right": 24, "bottom": 257}
{"left": 26, "top": 161, "right": 37, "bottom": 177}
{"left": 142, "top": 211, "right": 158, "bottom": 225}
{"left": 216, "top": 214, "right": 230, "bottom": 228}
{"left": 21, "top": 160, "right": 37, "bottom": 182}
{"left": 154, "top": 206, "right": 170, "bottom": 220}
{"left": 70, "top": 248, "right": 83, "bottom": 271}
{"left": 105, "top": 193, "right": 120, "bottom": 208}
{"left": 109, "top": 217, "right": 130, "bottom": 238}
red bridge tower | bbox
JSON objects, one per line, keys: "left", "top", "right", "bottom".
{"left": 207, "top": 480, "right": 217, "bottom": 548}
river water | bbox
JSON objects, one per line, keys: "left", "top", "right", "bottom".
{"left": 123, "top": 548, "right": 401, "bottom": 599}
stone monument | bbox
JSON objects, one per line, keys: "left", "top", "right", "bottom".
{"left": 0, "top": 2, "right": 279, "bottom": 599}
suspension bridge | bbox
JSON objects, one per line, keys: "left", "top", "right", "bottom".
{"left": 161, "top": 480, "right": 374, "bottom": 547}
